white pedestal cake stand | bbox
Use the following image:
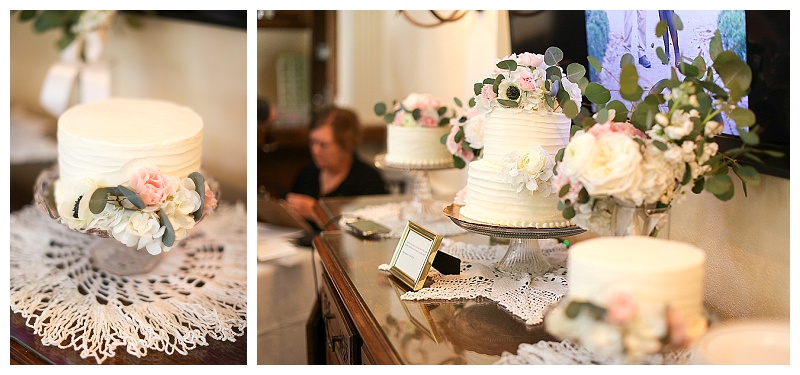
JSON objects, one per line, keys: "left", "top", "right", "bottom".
{"left": 34, "top": 164, "right": 220, "bottom": 276}
{"left": 374, "top": 153, "right": 454, "bottom": 221}
{"left": 444, "top": 204, "right": 585, "bottom": 276}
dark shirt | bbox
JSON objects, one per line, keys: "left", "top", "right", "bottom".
{"left": 290, "top": 155, "right": 387, "bottom": 233}
{"left": 290, "top": 155, "right": 388, "bottom": 199}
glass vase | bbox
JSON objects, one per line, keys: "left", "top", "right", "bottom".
{"left": 611, "top": 201, "right": 671, "bottom": 238}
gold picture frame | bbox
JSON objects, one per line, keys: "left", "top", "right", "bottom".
{"left": 388, "top": 221, "right": 443, "bottom": 291}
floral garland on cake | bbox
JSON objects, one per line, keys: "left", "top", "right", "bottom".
{"left": 544, "top": 291, "right": 691, "bottom": 364}
{"left": 59, "top": 166, "right": 218, "bottom": 255}
{"left": 473, "top": 47, "right": 584, "bottom": 116}
{"left": 374, "top": 92, "right": 452, "bottom": 128}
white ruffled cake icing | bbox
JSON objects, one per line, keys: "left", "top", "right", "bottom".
{"left": 459, "top": 107, "right": 573, "bottom": 227}
{"left": 565, "top": 236, "right": 708, "bottom": 342}
{"left": 385, "top": 125, "right": 452, "bottom": 166}
{"left": 54, "top": 98, "right": 203, "bottom": 216}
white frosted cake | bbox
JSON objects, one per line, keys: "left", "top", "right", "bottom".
{"left": 458, "top": 107, "right": 573, "bottom": 228}
{"left": 385, "top": 125, "right": 452, "bottom": 166}
{"left": 545, "top": 236, "right": 707, "bottom": 361}
{"left": 54, "top": 98, "right": 213, "bottom": 254}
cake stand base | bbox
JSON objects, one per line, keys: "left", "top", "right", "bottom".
{"left": 495, "top": 238, "right": 552, "bottom": 275}
{"left": 89, "top": 239, "right": 164, "bottom": 276}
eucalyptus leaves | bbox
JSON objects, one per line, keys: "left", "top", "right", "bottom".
{"left": 66, "top": 168, "right": 217, "bottom": 255}
{"left": 552, "top": 19, "right": 781, "bottom": 230}
{"left": 473, "top": 47, "right": 585, "bottom": 118}
{"left": 374, "top": 93, "right": 452, "bottom": 127}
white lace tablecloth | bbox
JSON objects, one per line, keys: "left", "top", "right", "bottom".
{"left": 337, "top": 200, "right": 467, "bottom": 238}
{"left": 10, "top": 202, "right": 247, "bottom": 364}
{"left": 381, "top": 238, "right": 569, "bottom": 326}
{"left": 494, "top": 341, "right": 692, "bottom": 365}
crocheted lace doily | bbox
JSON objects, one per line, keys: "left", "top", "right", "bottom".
{"left": 10, "top": 202, "right": 247, "bottom": 364}
{"left": 494, "top": 341, "right": 692, "bottom": 365}
{"left": 380, "top": 238, "right": 569, "bottom": 325}
{"left": 338, "top": 200, "right": 467, "bottom": 238}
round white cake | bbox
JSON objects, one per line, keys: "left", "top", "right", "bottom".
{"left": 52, "top": 98, "right": 208, "bottom": 254}
{"left": 385, "top": 125, "right": 452, "bottom": 166}
{"left": 55, "top": 98, "right": 203, "bottom": 212}
{"left": 545, "top": 236, "right": 707, "bottom": 360}
{"left": 459, "top": 107, "right": 573, "bottom": 228}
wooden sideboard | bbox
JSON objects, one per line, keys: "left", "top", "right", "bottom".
{"left": 306, "top": 195, "right": 563, "bottom": 365}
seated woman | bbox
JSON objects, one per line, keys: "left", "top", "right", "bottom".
{"left": 285, "top": 106, "right": 387, "bottom": 230}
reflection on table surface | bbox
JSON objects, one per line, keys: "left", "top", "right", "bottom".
{"left": 314, "top": 194, "right": 578, "bottom": 364}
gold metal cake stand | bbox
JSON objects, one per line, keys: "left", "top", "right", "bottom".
{"left": 444, "top": 204, "right": 585, "bottom": 276}
{"left": 34, "top": 164, "right": 220, "bottom": 276}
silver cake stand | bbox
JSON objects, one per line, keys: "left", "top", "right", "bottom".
{"left": 34, "top": 164, "right": 220, "bottom": 276}
{"left": 444, "top": 204, "right": 585, "bottom": 276}
{"left": 374, "top": 153, "right": 455, "bottom": 221}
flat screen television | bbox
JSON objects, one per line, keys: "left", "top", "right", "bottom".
{"left": 509, "top": 10, "right": 789, "bottom": 178}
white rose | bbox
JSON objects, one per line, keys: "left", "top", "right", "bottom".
{"left": 462, "top": 114, "right": 485, "bottom": 149}
{"left": 561, "top": 78, "right": 583, "bottom": 109}
{"left": 560, "top": 131, "right": 597, "bottom": 178}
{"left": 578, "top": 133, "right": 643, "bottom": 198}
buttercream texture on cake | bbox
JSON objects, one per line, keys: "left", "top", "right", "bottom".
{"left": 459, "top": 107, "right": 574, "bottom": 228}
{"left": 385, "top": 125, "right": 452, "bottom": 166}
{"left": 545, "top": 236, "right": 708, "bottom": 361}
{"left": 52, "top": 98, "right": 208, "bottom": 254}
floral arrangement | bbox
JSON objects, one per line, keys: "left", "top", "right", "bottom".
{"left": 544, "top": 292, "right": 690, "bottom": 364}
{"left": 473, "top": 47, "right": 584, "bottom": 118}
{"left": 441, "top": 97, "right": 484, "bottom": 168}
{"left": 374, "top": 92, "right": 452, "bottom": 128}
{"left": 60, "top": 166, "right": 218, "bottom": 255}
{"left": 552, "top": 25, "right": 780, "bottom": 235}
{"left": 501, "top": 146, "right": 557, "bottom": 197}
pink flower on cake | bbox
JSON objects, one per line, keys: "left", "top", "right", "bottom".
{"left": 666, "top": 306, "right": 689, "bottom": 348}
{"left": 375, "top": 93, "right": 451, "bottom": 128}
{"left": 131, "top": 166, "right": 171, "bottom": 206}
{"left": 203, "top": 181, "right": 218, "bottom": 214}
{"left": 445, "top": 124, "right": 474, "bottom": 164}
{"left": 454, "top": 187, "right": 467, "bottom": 206}
{"left": 516, "top": 70, "right": 536, "bottom": 91}
{"left": 607, "top": 292, "right": 639, "bottom": 325}
{"left": 516, "top": 52, "right": 544, "bottom": 67}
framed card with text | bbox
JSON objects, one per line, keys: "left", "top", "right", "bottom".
{"left": 388, "top": 221, "right": 443, "bottom": 291}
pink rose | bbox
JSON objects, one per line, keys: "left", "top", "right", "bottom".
{"left": 203, "top": 181, "right": 218, "bottom": 214}
{"left": 588, "top": 121, "right": 646, "bottom": 139}
{"left": 551, "top": 164, "right": 583, "bottom": 203}
{"left": 445, "top": 125, "right": 474, "bottom": 163}
{"left": 454, "top": 187, "right": 467, "bottom": 205}
{"left": 480, "top": 84, "right": 497, "bottom": 102}
{"left": 131, "top": 167, "right": 171, "bottom": 206}
{"left": 517, "top": 70, "right": 535, "bottom": 91}
{"left": 666, "top": 306, "right": 689, "bottom": 348}
{"left": 607, "top": 292, "right": 638, "bottom": 325}
{"left": 420, "top": 116, "right": 437, "bottom": 128}
{"left": 517, "top": 52, "right": 544, "bottom": 67}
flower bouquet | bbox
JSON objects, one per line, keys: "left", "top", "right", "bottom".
{"left": 58, "top": 166, "right": 218, "bottom": 255}
{"left": 553, "top": 25, "right": 781, "bottom": 236}
{"left": 374, "top": 92, "right": 452, "bottom": 128}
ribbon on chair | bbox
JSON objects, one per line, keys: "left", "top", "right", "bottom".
{"left": 39, "top": 11, "right": 116, "bottom": 117}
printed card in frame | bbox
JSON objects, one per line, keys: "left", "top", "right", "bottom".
{"left": 388, "top": 221, "right": 443, "bottom": 291}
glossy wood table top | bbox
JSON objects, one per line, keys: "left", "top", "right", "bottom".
{"left": 313, "top": 194, "right": 562, "bottom": 364}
